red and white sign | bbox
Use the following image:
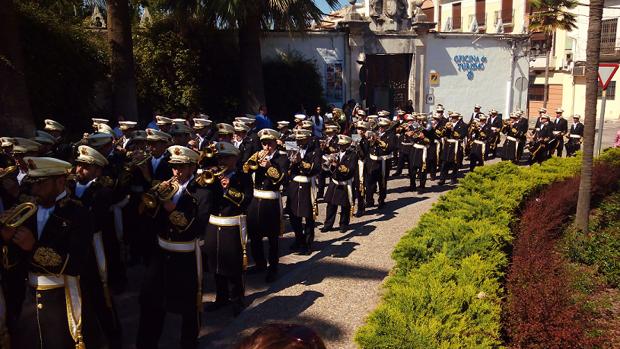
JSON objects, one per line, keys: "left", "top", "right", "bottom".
{"left": 598, "top": 63, "right": 619, "bottom": 91}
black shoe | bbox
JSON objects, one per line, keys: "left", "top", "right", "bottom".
{"left": 378, "top": 201, "right": 385, "bottom": 209}
{"left": 265, "top": 270, "right": 278, "bottom": 283}
{"left": 299, "top": 245, "right": 311, "bottom": 255}
{"left": 354, "top": 210, "right": 364, "bottom": 218}
{"left": 320, "top": 226, "right": 333, "bottom": 233}
{"left": 450, "top": 179, "right": 458, "bottom": 185}
{"left": 232, "top": 300, "right": 246, "bottom": 317}
{"left": 409, "top": 185, "right": 416, "bottom": 192}
{"left": 417, "top": 187, "right": 425, "bottom": 194}
{"left": 393, "top": 171, "right": 402, "bottom": 177}
{"left": 205, "top": 300, "right": 229, "bottom": 312}
{"left": 339, "top": 227, "right": 347, "bottom": 234}
{"left": 247, "top": 265, "right": 267, "bottom": 275}
{"left": 289, "top": 242, "right": 300, "bottom": 251}
{"left": 438, "top": 180, "right": 445, "bottom": 185}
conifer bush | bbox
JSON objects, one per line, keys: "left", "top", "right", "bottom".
{"left": 356, "top": 156, "right": 583, "bottom": 348}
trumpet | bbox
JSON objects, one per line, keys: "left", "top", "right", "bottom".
{"left": 244, "top": 150, "right": 268, "bottom": 173}
{"left": 0, "top": 166, "right": 17, "bottom": 179}
{"left": 197, "top": 166, "right": 228, "bottom": 186}
{"left": 126, "top": 149, "right": 151, "bottom": 169}
{"left": 321, "top": 153, "right": 338, "bottom": 171}
{"left": 201, "top": 143, "right": 218, "bottom": 160}
{"left": 142, "top": 177, "right": 180, "bottom": 209}
{"left": 0, "top": 202, "right": 37, "bottom": 228}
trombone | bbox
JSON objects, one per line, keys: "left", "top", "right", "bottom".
{"left": 0, "top": 202, "right": 37, "bottom": 228}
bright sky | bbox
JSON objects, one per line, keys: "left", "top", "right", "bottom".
{"left": 317, "top": 0, "right": 347, "bottom": 14}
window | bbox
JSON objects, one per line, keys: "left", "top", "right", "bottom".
{"left": 501, "top": 0, "right": 513, "bottom": 23}
{"left": 530, "top": 32, "right": 550, "bottom": 57}
{"left": 422, "top": 7, "right": 434, "bottom": 22}
{"left": 476, "top": 0, "right": 486, "bottom": 26}
{"left": 529, "top": 85, "right": 545, "bottom": 101}
{"left": 453, "top": 3, "right": 461, "bottom": 30}
{"left": 601, "top": 18, "right": 618, "bottom": 54}
{"left": 598, "top": 81, "right": 616, "bottom": 100}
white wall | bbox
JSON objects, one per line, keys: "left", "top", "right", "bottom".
{"left": 261, "top": 32, "right": 347, "bottom": 106}
{"left": 424, "top": 35, "right": 529, "bottom": 121}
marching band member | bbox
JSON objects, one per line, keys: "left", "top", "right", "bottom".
{"left": 192, "top": 117, "right": 213, "bottom": 150}
{"left": 501, "top": 113, "right": 521, "bottom": 163}
{"left": 118, "top": 121, "right": 138, "bottom": 149}
{"left": 287, "top": 129, "right": 321, "bottom": 254}
{"left": 204, "top": 142, "right": 252, "bottom": 316}
{"left": 409, "top": 125, "right": 429, "bottom": 193}
{"left": 136, "top": 145, "right": 211, "bottom": 349}
{"left": 468, "top": 115, "right": 490, "bottom": 172}
{"left": 393, "top": 114, "right": 414, "bottom": 177}
{"left": 216, "top": 123, "right": 235, "bottom": 144}
{"left": 2, "top": 157, "right": 94, "bottom": 348}
{"left": 550, "top": 108, "right": 568, "bottom": 157}
{"left": 529, "top": 114, "right": 553, "bottom": 165}
{"left": 156, "top": 115, "right": 174, "bottom": 134}
{"left": 11, "top": 138, "right": 42, "bottom": 186}
{"left": 323, "top": 134, "right": 357, "bottom": 233}
{"left": 353, "top": 121, "right": 370, "bottom": 217}
{"left": 565, "top": 114, "right": 584, "bottom": 157}
{"left": 244, "top": 129, "right": 289, "bottom": 282}
{"left": 438, "top": 112, "right": 467, "bottom": 185}
{"left": 317, "top": 125, "right": 338, "bottom": 199}
{"left": 426, "top": 114, "right": 443, "bottom": 181}
{"left": 366, "top": 118, "right": 396, "bottom": 209}
{"left": 71, "top": 145, "right": 124, "bottom": 347}
{"left": 487, "top": 109, "right": 502, "bottom": 158}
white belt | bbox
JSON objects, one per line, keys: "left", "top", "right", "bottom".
{"left": 292, "top": 175, "right": 312, "bottom": 183}
{"left": 369, "top": 154, "right": 393, "bottom": 161}
{"left": 28, "top": 273, "right": 65, "bottom": 289}
{"left": 413, "top": 143, "right": 427, "bottom": 149}
{"left": 331, "top": 179, "right": 354, "bottom": 206}
{"left": 506, "top": 136, "right": 518, "bottom": 142}
{"left": 157, "top": 237, "right": 196, "bottom": 253}
{"left": 491, "top": 127, "right": 499, "bottom": 131}
{"left": 570, "top": 134, "right": 582, "bottom": 139}
{"left": 401, "top": 142, "right": 413, "bottom": 146}
{"left": 553, "top": 131, "right": 561, "bottom": 135}
{"left": 473, "top": 140, "right": 486, "bottom": 146}
{"left": 434, "top": 139, "right": 441, "bottom": 145}
{"left": 209, "top": 215, "right": 243, "bottom": 226}
{"left": 446, "top": 139, "right": 459, "bottom": 144}
{"left": 331, "top": 178, "right": 349, "bottom": 186}
{"left": 253, "top": 189, "right": 280, "bottom": 200}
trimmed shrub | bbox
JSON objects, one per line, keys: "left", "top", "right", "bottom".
{"left": 355, "top": 156, "right": 587, "bottom": 348}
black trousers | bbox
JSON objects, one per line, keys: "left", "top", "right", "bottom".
{"left": 324, "top": 203, "right": 351, "bottom": 229}
{"left": 214, "top": 273, "right": 244, "bottom": 304}
{"left": 439, "top": 161, "right": 459, "bottom": 182}
{"left": 366, "top": 167, "right": 387, "bottom": 205}
{"left": 250, "top": 235, "right": 279, "bottom": 271}
{"left": 426, "top": 158, "right": 438, "bottom": 180}
{"left": 395, "top": 150, "right": 410, "bottom": 174}
{"left": 136, "top": 304, "right": 198, "bottom": 349}
{"left": 469, "top": 153, "right": 484, "bottom": 173}
{"left": 289, "top": 215, "right": 315, "bottom": 247}
{"left": 556, "top": 137, "right": 565, "bottom": 157}
{"left": 317, "top": 170, "right": 329, "bottom": 197}
{"left": 409, "top": 166, "right": 426, "bottom": 189}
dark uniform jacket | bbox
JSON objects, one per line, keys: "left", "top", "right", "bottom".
{"left": 442, "top": 120, "right": 467, "bottom": 163}
{"left": 245, "top": 151, "right": 289, "bottom": 237}
{"left": 287, "top": 143, "right": 321, "bottom": 218}
{"left": 141, "top": 178, "right": 212, "bottom": 314}
{"left": 205, "top": 171, "right": 252, "bottom": 276}
{"left": 569, "top": 121, "right": 584, "bottom": 136}
{"left": 410, "top": 134, "right": 430, "bottom": 168}
{"left": 325, "top": 148, "right": 358, "bottom": 206}
{"left": 367, "top": 130, "right": 396, "bottom": 173}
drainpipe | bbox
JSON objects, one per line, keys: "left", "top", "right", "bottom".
{"left": 506, "top": 41, "right": 516, "bottom": 118}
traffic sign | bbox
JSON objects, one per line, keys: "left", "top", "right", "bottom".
{"left": 598, "top": 63, "right": 619, "bottom": 90}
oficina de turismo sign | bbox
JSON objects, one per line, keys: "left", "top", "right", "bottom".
{"left": 453, "top": 55, "right": 488, "bottom": 80}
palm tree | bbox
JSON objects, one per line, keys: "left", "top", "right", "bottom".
{"left": 528, "top": 0, "right": 577, "bottom": 108}
{"left": 575, "top": 0, "right": 604, "bottom": 232}
{"left": 107, "top": 0, "right": 139, "bottom": 121}
{"left": 0, "top": 0, "right": 36, "bottom": 136}
{"left": 205, "top": 0, "right": 340, "bottom": 113}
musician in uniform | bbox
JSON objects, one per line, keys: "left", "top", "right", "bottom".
{"left": 366, "top": 118, "right": 396, "bottom": 209}
{"left": 42, "top": 119, "right": 72, "bottom": 162}
{"left": 1, "top": 157, "right": 94, "bottom": 349}
{"left": 155, "top": 115, "right": 174, "bottom": 134}
{"left": 468, "top": 115, "right": 490, "bottom": 172}
{"left": 204, "top": 142, "right": 252, "bottom": 316}
{"left": 136, "top": 145, "right": 211, "bottom": 349}
{"left": 192, "top": 118, "right": 213, "bottom": 150}
{"left": 438, "top": 112, "right": 467, "bottom": 185}
{"left": 117, "top": 121, "right": 138, "bottom": 149}
{"left": 11, "top": 138, "right": 42, "bottom": 186}
{"left": 487, "top": 109, "right": 502, "bottom": 158}
{"left": 533, "top": 108, "right": 546, "bottom": 132}
{"left": 529, "top": 114, "right": 553, "bottom": 165}
{"left": 516, "top": 111, "right": 530, "bottom": 161}
{"left": 409, "top": 124, "right": 430, "bottom": 193}
{"left": 216, "top": 123, "right": 235, "bottom": 144}
{"left": 287, "top": 129, "right": 321, "bottom": 254}
{"left": 277, "top": 121, "right": 293, "bottom": 141}
{"left": 424, "top": 114, "right": 443, "bottom": 181}
{"left": 323, "top": 135, "right": 357, "bottom": 233}
{"left": 71, "top": 145, "right": 124, "bottom": 347}
{"left": 501, "top": 113, "right": 521, "bottom": 163}
{"left": 317, "top": 125, "right": 338, "bottom": 200}
{"left": 470, "top": 104, "right": 482, "bottom": 125}
{"left": 244, "top": 129, "right": 289, "bottom": 282}
{"left": 353, "top": 122, "right": 370, "bottom": 217}
{"left": 565, "top": 114, "right": 584, "bottom": 157}
{"left": 393, "top": 114, "right": 414, "bottom": 177}
{"left": 550, "top": 108, "right": 568, "bottom": 157}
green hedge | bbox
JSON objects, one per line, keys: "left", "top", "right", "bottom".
{"left": 355, "top": 156, "right": 584, "bottom": 348}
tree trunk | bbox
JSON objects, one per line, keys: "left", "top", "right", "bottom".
{"left": 543, "top": 34, "right": 551, "bottom": 109}
{"left": 575, "top": 0, "right": 604, "bottom": 232}
{"left": 238, "top": 2, "right": 266, "bottom": 114}
{"left": 0, "top": 0, "right": 35, "bottom": 136}
{"left": 107, "top": 0, "right": 138, "bottom": 121}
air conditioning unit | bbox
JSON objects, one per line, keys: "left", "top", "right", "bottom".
{"left": 470, "top": 18, "right": 479, "bottom": 33}
{"left": 572, "top": 65, "right": 586, "bottom": 76}
{"left": 444, "top": 17, "right": 453, "bottom": 31}
{"left": 495, "top": 18, "right": 504, "bottom": 33}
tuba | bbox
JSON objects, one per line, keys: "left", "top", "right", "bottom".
{"left": 142, "top": 178, "right": 180, "bottom": 209}
{"left": 0, "top": 202, "right": 37, "bottom": 228}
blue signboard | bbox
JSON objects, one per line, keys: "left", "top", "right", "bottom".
{"left": 453, "top": 55, "right": 487, "bottom": 80}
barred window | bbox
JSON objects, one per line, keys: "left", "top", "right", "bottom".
{"left": 598, "top": 81, "right": 616, "bottom": 100}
